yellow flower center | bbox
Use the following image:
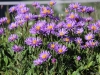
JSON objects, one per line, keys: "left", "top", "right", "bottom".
{"left": 42, "top": 7, "right": 47, "bottom": 14}
{"left": 19, "top": 5, "right": 23, "bottom": 8}
{"left": 12, "top": 24, "right": 16, "bottom": 28}
{"left": 91, "top": 26, "right": 96, "bottom": 30}
{"left": 67, "top": 24, "right": 72, "bottom": 28}
{"left": 58, "top": 48, "right": 63, "bottom": 53}
{"left": 77, "top": 40, "right": 81, "bottom": 44}
{"left": 47, "top": 10, "right": 51, "bottom": 14}
{"left": 36, "top": 26, "right": 40, "bottom": 30}
{"left": 47, "top": 25, "right": 53, "bottom": 30}
{"left": 82, "top": 8, "right": 85, "bottom": 12}
{"left": 43, "top": 10, "right": 47, "bottom": 14}
{"left": 77, "top": 31, "right": 81, "bottom": 34}
{"left": 42, "top": 54, "right": 47, "bottom": 59}
{"left": 49, "top": 1, "right": 54, "bottom": 5}
{"left": 22, "top": 10, "right": 26, "bottom": 13}
{"left": 60, "top": 32, "right": 64, "bottom": 36}
{"left": 87, "top": 36, "right": 92, "bottom": 40}
{"left": 70, "top": 14, "right": 75, "bottom": 19}
{"left": 32, "top": 40, "right": 37, "bottom": 44}
{"left": 51, "top": 44, "right": 55, "bottom": 48}
{"left": 65, "top": 38, "right": 69, "bottom": 42}
{"left": 74, "top": 5, "right": 78, "bottom": 8}
{"left": 25, "top": 15, "right": 29, "bottom": 19}
{"left": 91, "top": 42, "right": 95, "bottom": 46}
{"left": 12, "top": 8, "right": 15, "bottom": 11}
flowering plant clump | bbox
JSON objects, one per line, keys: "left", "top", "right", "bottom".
{"left": 1, "top": 1, "right": 100, "bottom": 75}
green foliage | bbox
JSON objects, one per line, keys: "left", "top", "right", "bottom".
{"left": 1, "top": 2, "right": 100, "bottom": 75}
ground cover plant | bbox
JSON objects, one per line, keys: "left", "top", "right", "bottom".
{"left": 1, "top": 1, "right": 100, "bottom": 75}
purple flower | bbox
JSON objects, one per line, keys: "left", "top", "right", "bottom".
{"left": 49, "top": 0, "right": 56, "bottom": 6}
{"left": 69, "top": 2, "right": 81, "bottom": 10}
{"left": 66, "top": 12, "right": 80, "bottom": 21}
{"left": 81, "top": 44, "right": 88, "bottom": 49}
{"left": 32, "top": 1, "right": 40, "bottom": 8}
{"left": 63, "top": 36, "right": 72, "bottom": 43}
{"left": 15, "top": 14, "right": 24, "bottom": 20}
{"left": 33, "top": 58, "right": 43, "bottom": 66}
{"left": 96, "top": 20, "right": 100, "bottom": 27}
{"left": 64, "top": 20, "right": 75, "bottom": 30}
{"left": 76, "top": 21, "right": 85, "bottom": 27}
{"left": 75, "top": 28, "right": 84, "bottom": 34}
{"left": 85, "top": 17, "right": 93, "bottom": 22}
{"left": 16, "top": 19, "right": 26, "bottom": 26}
{"left": 25, "top": 37, "right": 42, "bottom": 48}
{"left": 56, "top": 21, "right": 65, "bottom": 29}
{"left": 9, "top": 6, "right": 17, "bottom": 13}
{"left": 12, "top": 45, "right": 23, "bottom": 52}
{"left": 8, "top": 34, "right": 18, "bottom": 42}
{"left": 86, "top": 6, "right": 94, "bottom": 14}
{"left": 85, "top": 33, "right": 94, "bottom": 41}
{"left": 88, "top": 23, "right": 99, "bottom": 33}
{"left": 0, "top": 28, "right": 4, "bottom": 35}
{"left": 48, "top": 42, "right": 58, "bottom": 50}
{"left": 55, "top": 44, "right": 68, "bottom": 54}
{"left": 44, "top": 22, "right": 55, "bottom": 35}
{"left": 56, "top": 28, "right": 68, "bottom": 37}
{"left": 51, "top": 58, "right": 56, "bottom": 64}
{"left": 32, "top": 14, "right": 40, "bottom": 20}
{"left": 24, "top": 13, "right": 33, "bottom": 21}
{"left": 77, "top": 56, "right": 81, "bottom": 61}
{"left": 17, "top": 7, "right": 30, "bottom": 14}
{"left": 8, "top": 22, "right": 18, "bottom": 30}
{"left": 78, "top": 6, "right": 87, "bottom": 13}
{"left": 85, "top": 40, "right": 99, "bottom": 48}
{"left": 17, "top": 3, "right": 26, "bottom": 9}
{"left": 39, "top": 50, "right": 51, "bottom": 61}
{"left": 0, "top": 17, "right": 7, "bottom": 25}
{"left": 40, "top": 6, "right": 53, "bottom": 16}
{"left": 29, "top": 20, "right": 46, "bottom": 34}
{"left": 75, "top": 37, "right": 83, "bottom": 45}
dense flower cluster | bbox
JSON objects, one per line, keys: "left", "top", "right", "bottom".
{"left": 0, "top": 0, "right": 100, "bottom": 69}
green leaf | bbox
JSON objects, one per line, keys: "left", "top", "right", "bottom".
{"left": 87, "top": 61, "right": 93, "bottom": 68}
{"left": 26, "top": 69, "right": 31, "bottom": 75}
{"left": 72, "top": 71, "right": 80, "bottom": 75}
{"left": 4, "top": 56, "right": 8, "bottom": 66}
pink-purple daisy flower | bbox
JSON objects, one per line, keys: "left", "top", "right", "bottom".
{"left": 85, "top": 33, "right": 94, "bottom": 41}
{"left": 56, "top": 28, "right": 68, "bottom": 37}
{"left": 0, "top": 17, "right": 7, "bottom": 25}
{"left": 88, "top": 23, "right": 99, "bottom": 33}
{"left": 39, "top": 50, "right": 51, "bottom": 61}
{"left": 69, "top": 2, "right": 81, "bottom": 10}
{"left": 32, "top": 1, "right": 40, "bottom": 8}
{"left": 29, "top": 20, "right": 46, "bottom": 34}
{"left": 49, "top": 0, "right": 56, "bottom": 6}
{"left": 8, "top": 34, "right": 18, "bottom": 42}
{"left": 33, "top": 58, "right": 43, "bottom": 66}
{"left": 0, "top": 28, "right": 4, "bottom": 35}
{"left": 48, "top": 42, "right": 58, "bottom": 50}
{"left": 55, "top": 44, "right": 68, "bottom": 54}
{"left": 12, "top": 45, "right": 23, "bottom": 52}
{"left": 75, "top": 37, "right": 83, "bottom": 45}
{"left": 25, "top": 37, "right": 42, "bottom": 48}
{"left": 8, "top": 22, "right": 18, "bottom": 30}
{"left": 9, "top": 6, "right": 17, "bottom": 13}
